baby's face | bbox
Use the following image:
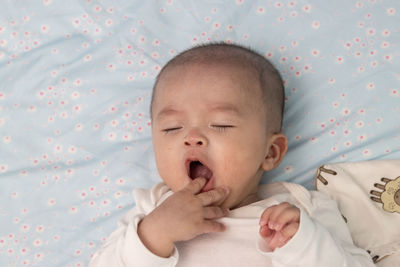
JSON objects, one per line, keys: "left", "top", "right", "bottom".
{"left": 151, "top": 63, "right": 273, "bottom": 208}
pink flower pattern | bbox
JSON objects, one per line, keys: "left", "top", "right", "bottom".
{"left": 0, "top": 0, "right": 399, "bottom": 265}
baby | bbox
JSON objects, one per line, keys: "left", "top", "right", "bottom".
{"left": 90, "top": 43, "right": 375, "bottom": 266}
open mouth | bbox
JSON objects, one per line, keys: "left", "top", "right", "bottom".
{"left": 188, "top": 160, "right": 213, "bottom": 180}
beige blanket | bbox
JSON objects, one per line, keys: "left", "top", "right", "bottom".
{"left": 316, "top": 159, "right": 400, "bottom": 267}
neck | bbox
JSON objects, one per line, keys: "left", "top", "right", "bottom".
{"left": 234, "top": 193, "right": 260, "bottom": 209}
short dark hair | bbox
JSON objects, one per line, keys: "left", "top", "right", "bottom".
{"left": 151, "top": 42, "right": 285, "bottom": 132}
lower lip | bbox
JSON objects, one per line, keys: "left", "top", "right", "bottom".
{"left": 200, "top": 176, "right": 214, "bottom": 193}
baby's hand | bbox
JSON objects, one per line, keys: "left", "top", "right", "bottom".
{"left": 259, "top": 202, "right": 300, "bottom": 251}
{"left": 138, "top": 177, "right": 230, "bottom": 257}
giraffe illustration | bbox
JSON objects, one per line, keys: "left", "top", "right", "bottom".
{"left": 315, "top": 165, "right": 337, "bottom": 186}
{"left": 370, "top": 176, "right": 400, "bottom": 213}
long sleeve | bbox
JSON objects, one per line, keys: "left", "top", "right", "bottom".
{"left": 89, "top": 184, "right": 178, "bottom": 267}
{"left": 258, "top": 183, "right": 376, "bottom": 267}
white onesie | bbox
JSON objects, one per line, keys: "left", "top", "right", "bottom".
{"left": 89, "top": 182, "right": 375, "bottom": 267}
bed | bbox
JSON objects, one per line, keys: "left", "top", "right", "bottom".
{"left": 1, "top": 0, "right": 399, "bottom": 266}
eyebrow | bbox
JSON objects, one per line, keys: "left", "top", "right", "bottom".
{"left": 155, "top": 103, "right": 242, "bottom": 120}
{"left": 209, "top": 103, "right": 242, "bottom": 115}
{"left": 155, "top": 107, "right": 180, "bottom": 120}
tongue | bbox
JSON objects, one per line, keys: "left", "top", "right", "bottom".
{"left": 191, "top": 162, "right": 213, "bottom": 180}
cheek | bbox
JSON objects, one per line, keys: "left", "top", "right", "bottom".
{"left": 220, "top": 136, "right": 265, "bottom": 168}
{"left": 153, "top": 136, "right": 185, "bottom": 191}
{"left": 153, "top": 134, "right": 174, "bottom": 159}
{"left": 217, "top": 147, "right": 258, "bottom": 183}
{"left": 215, "top": 137, "right": 266, "bottom": 191}
{"left": 156, "top": 158, "right": 183, "bottom": 191}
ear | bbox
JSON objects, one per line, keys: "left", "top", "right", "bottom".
{"left": 262, "top": 133, "right": 288, "bottom": 171}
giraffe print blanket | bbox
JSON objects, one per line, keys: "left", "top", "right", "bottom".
{"left": 316, "top": 159, "right": 400, "bottom": 266}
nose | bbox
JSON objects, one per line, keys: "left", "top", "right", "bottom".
{"left": 184, "top": 128, "right": 208, "bottom": 147}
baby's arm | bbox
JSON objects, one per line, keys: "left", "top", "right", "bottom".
{"left": 138, "top": 177, "right": 230, "bottom": 257}
{"left": 258, "top": 190, "right": 375, "bottom": 267}
{"left": 89, "top": 178, "right": 229, "bottom": 267}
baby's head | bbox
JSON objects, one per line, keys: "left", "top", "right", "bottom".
{"left": 150, "top": 43, "right": 288, "bottom": 208}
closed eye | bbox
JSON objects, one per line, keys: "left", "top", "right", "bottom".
{"left": 210, "top": 125, "right": 234, "bottom": 132}
{"left": 162, "top": 127, "right": 182, "bottom": 134}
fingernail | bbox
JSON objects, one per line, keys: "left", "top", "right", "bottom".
{"left": 269, "top": 222, "right": 280, "bottom": 230}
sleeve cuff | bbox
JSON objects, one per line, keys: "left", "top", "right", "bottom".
{"left": 123, "top": 215, "right": 179, "bottom": 266}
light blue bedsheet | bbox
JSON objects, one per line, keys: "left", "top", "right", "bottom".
{"left": 1, "top": 0, "right": 399, "bottom": 265}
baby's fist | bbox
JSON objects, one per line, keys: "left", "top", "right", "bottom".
{"left": 259, "top": 202, "right": 300, "bottom": 251}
